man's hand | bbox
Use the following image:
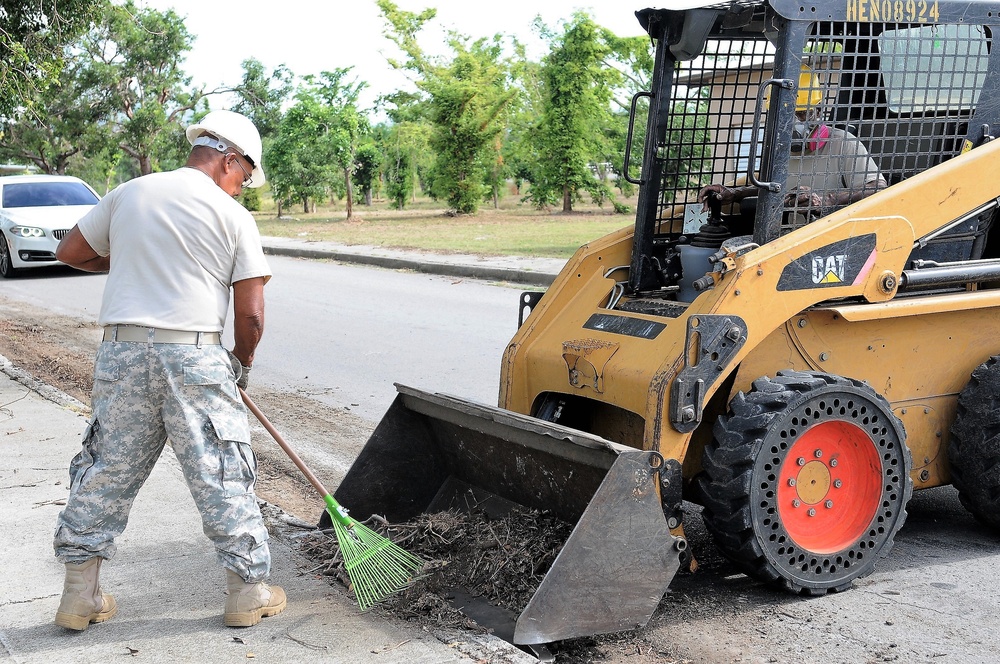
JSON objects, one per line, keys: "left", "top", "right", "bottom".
{"left": 783, "top": 186, "right": 824, "bottom": 210}
{"left": 698, "top": 184, "right": 734, "bottom": 212}
{"left": 227, "top": 350, "right": 251, "bottom": 390}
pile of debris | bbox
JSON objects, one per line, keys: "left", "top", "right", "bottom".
{"left": 296, "top": 504, "right": 573, "bottom": 630}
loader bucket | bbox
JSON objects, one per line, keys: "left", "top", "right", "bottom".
{"left": 331, "top": 384, "right": 684, "bottom": 645}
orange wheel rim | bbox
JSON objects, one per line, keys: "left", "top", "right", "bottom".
{"left": 777, "top": 420, "right": 882, "bottom": 554}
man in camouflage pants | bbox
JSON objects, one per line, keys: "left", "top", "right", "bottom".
{"left": 52, "top": 110, "right": 285, "bottom": 630}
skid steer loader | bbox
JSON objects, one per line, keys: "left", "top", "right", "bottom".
{"left": 334, "top": 0, "right": 1000, "bottom": 647}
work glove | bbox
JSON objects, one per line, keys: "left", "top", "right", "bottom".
{"left": 227, "top": 349, "right": 252, "bottom": 391}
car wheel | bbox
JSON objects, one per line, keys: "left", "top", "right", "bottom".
{"left": 0, "top": 233, "right": 20, "bottom": 278}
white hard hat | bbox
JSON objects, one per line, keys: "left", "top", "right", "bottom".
{"left": 186, "top": 110, "right": 266, "bottom": 188}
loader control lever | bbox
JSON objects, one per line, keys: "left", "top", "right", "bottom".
{"left": 707, "top": 191, "right": 723, "bottom": 219}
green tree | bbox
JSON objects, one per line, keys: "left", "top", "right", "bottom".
{"left": 264, "top": 93, "right": 340, "bottom": 215}
{"left": 502, "top": 43, "right": 544, "bottom": 198}
{"left": 598, "top": 28, "right": 654, "bottom": 199}
{"left": 0, "top": 54, "right": 113, "bottom": 175}
{"left": 239, "top": 186, "right": 262, "bottom": 212}
{"left": 378, "top": 0, "right": 517, "bottom": 214}
{"left": 385, "top": 148, "right": 413, "bottom": 210}
{"left": 78, "top": 1, "right": 202, "bottom": 175}
{"left": 378, "top": 90, "right": 434, "bottom": 208}
{"left": 0, "top": 0, "right": 105, "bottom": 116}
{"left": 230, "top": 58, "right": 293, "bottom": 140}
{"left": 310, "top": 69, "right": 369, "bottom": 220}
{"left": 524, "top": 13, "right": 619, "bottom": 213}
{"left": 353, "top": 143, "right": 383, "bottom": 205}
{"left": 425, "top": 39, "right": 515, "bottom": 213}
{"left": 263, "top": 70, "right": 368, "bottom": 218}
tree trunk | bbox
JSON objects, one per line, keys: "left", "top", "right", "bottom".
{"left": 276, "top": 199, "right": 283, "bottom": 218}
{"left": 562, "top": 184, "right": 573, "bottom": 212}
{"left": 139, "top": 154, "right": 153, "bottom": 176}
{"left": 364, "top": 189, "right": 373, "bottom": 206}
{"left": 345, "top": 167, "right": 354, "bottom": 220}
{"left": 303, "top": 197, "right": 309, "bottom": 214}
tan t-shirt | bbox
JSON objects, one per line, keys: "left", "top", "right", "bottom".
{"left": 77, "top": 168, "right": 271, "bottom": 331}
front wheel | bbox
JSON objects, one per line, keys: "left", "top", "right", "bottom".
{"left": 0, "top": 234, "right": 19, "bottom": 278}
{"left": 697, "top": 371, "right": 912, "bottom": 594}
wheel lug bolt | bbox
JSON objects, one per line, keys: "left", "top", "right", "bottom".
{"left": 814, "top": 449, "right": 823, "bottom": 458}
{"left": 825, "top": 500, "right": 834, "bottom": 509}
{"left": 833, "top": 479, "right": 842, "bottom": 488}
{"left": 788, "top": 478, "right": 796, "bottom": 487}
{"left": 830, "top": 458, "right": 838, "bottom": 467}
{"left": 807, "top": 508, "right": 816, "bottom": 517}
{"left": 792, "top": 499, "right": 801, "bottom": 508}
{"left": 797, "top": 457, "right": 806, "bottom": 466}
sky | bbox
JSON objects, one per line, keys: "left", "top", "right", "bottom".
{"left": 139, "top": 0, "right": 652, "bottom": 111}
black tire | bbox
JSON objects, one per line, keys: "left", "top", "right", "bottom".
{"left": 949, "top": 356, "right": 1000, "bottom": 530}
{"left": 0, "top": 234, "right": 19, "bottom": 278}
{"left": 697, "top": 370, "right": 912, "bottom": 595}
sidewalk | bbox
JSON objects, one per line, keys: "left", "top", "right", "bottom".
{"left": 0, "top": 355, "right": 533, "bottom": 664}
{"left": 259, "top": 236, "right": 567, "bottom": 287}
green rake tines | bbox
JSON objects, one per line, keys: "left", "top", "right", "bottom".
{"left": 323, "top": 495, "right": 424, "bottom": 610}
{"left": 239, "top": 388, "right": 424, "bottom": 610}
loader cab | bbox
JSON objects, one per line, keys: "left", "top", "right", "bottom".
{"left": 623, "top": 0, "right": 1000, "bottom": 301}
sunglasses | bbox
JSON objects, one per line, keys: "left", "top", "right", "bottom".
{"left": 228, "top": 153, "right": 253, "bottom": 188}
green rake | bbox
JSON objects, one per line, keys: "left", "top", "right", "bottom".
{"left": 239, "top": 388, "right": 424, "bottom": 609}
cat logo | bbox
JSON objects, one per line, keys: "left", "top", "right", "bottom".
{"left": 812, "top": 254, "right": 847, "bottom": 284}
{"left": 777, "top": 233, "right": 875, "bottom": 292}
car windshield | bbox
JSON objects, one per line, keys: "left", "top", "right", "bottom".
{"left": 2, "top": 182, "right": 99, "bottom": 208}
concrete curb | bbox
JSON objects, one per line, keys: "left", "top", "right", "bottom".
{"left": 261, "top": 244, "right": 559, "bottom": 288}
{"left": 0, "top": 352, "right": 90, "bottom": 415}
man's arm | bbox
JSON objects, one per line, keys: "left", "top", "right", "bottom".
{"left": 698, "top": 183, "right": 758, "bottom": 211}
{"left": 231, "top": 277, "right": 266, "bottom": 367}
{"left": 55, "top": 226, "right": 110, "bottom": 272}
{"left": 825, "top": 177, "right": 887, "bottom": 207}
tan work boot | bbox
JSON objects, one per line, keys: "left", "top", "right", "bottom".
{"left": 54, "top": 558, "right": 117, "bottom": 631}
{"left": 224, "top": 569, "right": 287, "bottom": 627}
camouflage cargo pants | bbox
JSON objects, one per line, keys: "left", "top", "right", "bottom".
{"left": 53, "top": 340, "right": 271, "bottom": 583}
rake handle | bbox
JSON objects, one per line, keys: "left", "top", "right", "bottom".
{"left": 238, "top": 387, "right": 330, "bottom": 499}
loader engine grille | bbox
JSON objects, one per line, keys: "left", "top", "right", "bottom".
{"left": 653, "top": 17, "right": 991, "bottom": 240}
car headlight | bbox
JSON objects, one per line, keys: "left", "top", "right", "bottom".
{"left": 9, "top": 226, "right": 45, "bottom": 238}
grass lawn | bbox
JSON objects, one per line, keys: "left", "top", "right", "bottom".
{"left": 252, "top": 194, "right": 637, "bottom": 259}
